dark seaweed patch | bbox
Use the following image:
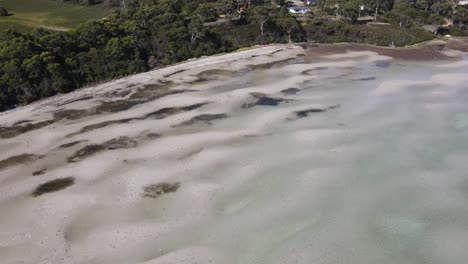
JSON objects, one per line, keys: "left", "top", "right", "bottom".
{"left": 0, "top": 154, "right": 41, "bottom": 171}
{"left": 146, "top": 133, "right": 161, "bottom": 139}
{"left": 58, "top": 140, "right": 87, "bottom": 148}
{"left": 163, "top": 69, "right": 188, "bottom": 78}
{"left": 32, "top": 177, "right": 75, "bottom": 197}
{"left": 295, "top": 104, "right": 341, "bottom": 118}
{"left": 67, "top": 145, "right": 106, "bottom": 163}
{"left": 58, "top": 96, "right": 93, "bottom": 106}
{"left": 68, "top": 118, "right": 135, "bottom": 137}
{"left": 144, "top": 102, "right": 208, "bottom": 120}
{"left": 67, "top": 136, "right": 138, "bottom": 163}
{"left": 296, "top": 108, "right": 327, "bottom": 118}
{"left": 142, "top": 182, "right": 180, "bottom": 199}
{"left": 175, "top": 113, "right": 229, "bottom": 127}
{"left": 0, "top": 120, "right": 54, "bottom": 139}
{"left": 105, "top": 136, "right": 138, "bottom": 150}
{"left": 281, "top": 88, "right": 301, "bottom": 95}
{"left": 95, "top": 100, "right": 145, "bottom": 114}
{"left": 128, "top": 82, "right": 184, "bottom": 101}
{"left": 67, "top": 103, "right": 208, "bottom": 137}
{"left": 32, "top": 169, "right": 47, "bottom": 176}
{"left": 195, "top": 69, "right": 238, "bottom": 81}
{"left": 54, "top": 82, "right": 187, "bottom": 121}
{"left": 13, "top": 120, "right": 33, "bottom": 125}
{"left": 53, "top": 109, "right": 90, "bottom": 121}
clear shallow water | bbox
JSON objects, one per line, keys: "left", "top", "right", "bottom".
{"left": 1, "top": 49, "right": 468, "bottom": 264}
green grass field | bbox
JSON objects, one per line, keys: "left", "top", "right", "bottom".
{"left": 0, "top": 0, "right": 113, "bottom": 33}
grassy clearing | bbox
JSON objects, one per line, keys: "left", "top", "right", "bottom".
{"left": 0, "top": 0, "right": 112, "bottom": 32}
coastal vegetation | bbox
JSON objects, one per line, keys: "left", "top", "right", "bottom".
{"left": 0, "top": 0, "right": 467, "bottom": 111}
{"left": 0, "top": 0, "right": 112, "bottom": 33}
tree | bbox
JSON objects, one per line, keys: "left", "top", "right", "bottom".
{"left": 338, "top": 0, "right": 362, "bottom": 21}
{"left": 0, "top": 6, "right": 8, "bottom": 16}
{"left": 251, "top": 5, "right": 275, "bottom": 36}
{"left": 188, "top": 17, "right": 205, "bottom": 44}
{"left": 275, "top": 9, "right": 299, "bottom": 43}
{"left": 445, "top": 0, "right": 459, "bottom": 21}
{"left": 385, "top": 2, "right": 414, "bottom": 27}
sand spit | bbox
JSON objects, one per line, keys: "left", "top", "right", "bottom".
{"left": 302, "top": 37, "right": 468, "bottom": 60}
{"left": 0, "top": 40, "right": 468, "bottom": 264}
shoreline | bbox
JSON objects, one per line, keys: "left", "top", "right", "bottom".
{"left": 1, "top": 37, "right": 467, "bottom": 120}
{"left": 302, "top": 37, "right": 468, "bottom": 60}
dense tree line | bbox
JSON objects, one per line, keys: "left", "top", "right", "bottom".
{"left": 0, "top": 0, "right": 467, "bottom": 111}
{"left": 0, "top": 0, "right": 301, "bottom": 111}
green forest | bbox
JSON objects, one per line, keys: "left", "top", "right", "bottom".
{"left": 0, "top": 0, "right": 467, "bottom": 111}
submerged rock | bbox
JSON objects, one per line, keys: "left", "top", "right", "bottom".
{"left": 32, "top": 177, "right": 75, "bottom": 197}
{"left": 142, "top": 182, "right": 181, "bottom": 199}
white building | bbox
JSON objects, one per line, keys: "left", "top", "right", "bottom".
{"left": 288, "top": 6, "right": 311, "bottom": 14}
{"left": 459, "top": 0, "right": 468, "bottom": 5}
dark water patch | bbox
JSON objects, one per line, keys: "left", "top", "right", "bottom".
{"left": 0, "top": 120, "right": 54, "bottom": 139}
{"left": 67, "top": 136, "right": 138, "bottom": 163}
{"left": 354, "top": 77, "right": 376, "bottom": 81}
{"left": 58, "top": 96, "right": 94, "bottom": 106}
{"left": 32, "top": 177, "right": 75, "bottom": 197}
{"left": 0, "top": 154, "right": 42, "bottom": 171}
{"left": 32, "top": 169, "right": 47, "bottom": 176}
{"left": 58, "top": 140, "right": 87, "bottom": 149}
{"left": 242, "top": 93, "right": 291, "bottom": 108}
{"left": 375, "top": 60, "right": 391, "bottom": 68}
{"left": 174, "top": 114, "right": 229, "bottom": 127}
{"left": 295, "top": 104, "right": 341, "bottom": 118}
{"left": 281, "top": 88, "right": 301, "bottom": 95}
{"left": 142, "top": 182, "right": 181, "bottom": 199}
